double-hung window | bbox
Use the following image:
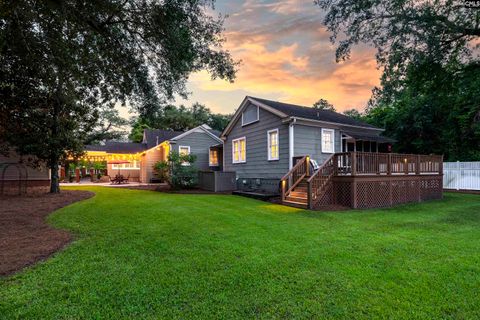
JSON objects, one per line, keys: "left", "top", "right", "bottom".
{"left": 232, "top": 137, "right": 246, "bottom": 163}
{"left": 267, "top": 129, "right": 279, "bottom": 160}
{"left": 209, "top": 149, "right": 219, "bottom": 166}
{"left": 321, "top": 129, "right": 335, "bottom": 153}
{"left": 179, "top": 146, "right": 191, "bottom": 166}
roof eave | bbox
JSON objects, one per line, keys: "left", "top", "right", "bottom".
{"left": 284, "top": 116, "right": 384, "bottom": 132}
{"left": 170, "top": 124, "right": 223, "bottom": 144}
{"left": 221, "top": 96, "right": 289, "bottom": 138}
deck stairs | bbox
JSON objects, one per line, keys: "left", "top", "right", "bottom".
{"left": 283, "top": 178, "right": 309, "bottom": 208}
{"left": 281, "top": 155, "right": 335, "bottom": 210}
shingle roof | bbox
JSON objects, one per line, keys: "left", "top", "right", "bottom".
{"left": 85, "top": 141, "right": 146, "bottom": 154}
{"left": 249, "top": 97, "right": 379, "bottom": 129}
{"left": 207, "top": 129, "right": 221, "bottom": 137}
{"left": 143, "top": 129, "right": 183, "bottom": 149}
{"left": 342, "top": 129, "right": 396, "bottom": 143}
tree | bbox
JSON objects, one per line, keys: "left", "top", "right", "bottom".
{"left": 0, "top": 0, "right": 237, "bottom": 192}
{"left": 128, "top": 118, "right": 151, "bottom": 143}
{"left": 129, "top": 102, "right": 232, "bottom": 140}
{"left": 85, "top": 107, "right": 129, "bottom": 144}
{"left": 364, "top": 59, "right": 480, "bottom": 160}
{"left": 315, "top": 0, "right": 480, "bottom": 160}
{"left": 313, "top": 99, "right": 336, "bottom": 111}
{"left": 208, "top": 113, "right": 232, "bottom": 132}
{"left": 343, "top": 109, "right": 363, "bottom": 120}
{"left": 315, "top": 0, "right": 480, "bottom": 83}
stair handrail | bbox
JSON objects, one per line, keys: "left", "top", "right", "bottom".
{"left": 281, "top": 155, "right": 308, "bottom": 201}
{"left": 306, "top": 154, "right": 335, "bottom": 183}
{"left": 306, "top": 154, "right": 335, "bottom": 209}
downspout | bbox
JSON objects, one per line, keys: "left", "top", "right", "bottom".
{"left": 289, "top": 118, "right": 296, "bottom": 170}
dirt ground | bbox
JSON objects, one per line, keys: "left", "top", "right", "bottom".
{"left": 0, "top": 190, "right": 94, "bottom": 276}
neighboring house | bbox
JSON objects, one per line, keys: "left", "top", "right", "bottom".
{"left": 0, "top": 148, "right": 50, "bottom": 194}
{"left": 221, "top": 96, "right": 395, "bottom": 193}
{"left": 84, "top": 124, "right": 223, "bottom": 183}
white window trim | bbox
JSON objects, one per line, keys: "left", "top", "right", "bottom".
{"left": 112, "top": 160, "right": 141, "bottom": 170}
{"left": 179, "top": 146, "right": 191, "bottom": 166}
{"left": 241, "top": 105, "right": 259, "bottom": 126}
{"left": 209, "top": 149, "right": 219, "bottom": 167}
{"left": 267, "top": 128, "right": 279, "bottom": 161}
{"left": 321, "top": 128, "right": 335, "bottom": 154}
{"left": 232, "top": 137, "right": 246, "bottom": 164}
{"left": 179, "top": 145, "right": 190, "bottom": 155}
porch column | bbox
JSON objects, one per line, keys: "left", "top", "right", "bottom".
{"left": 288, "top": 122, "right": 294, "bottom": 170}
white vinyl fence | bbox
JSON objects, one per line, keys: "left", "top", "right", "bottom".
{"left": 443, "top": 162, "right": 480, "bottom": 191}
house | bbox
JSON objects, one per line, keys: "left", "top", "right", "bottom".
{"left": 221, "top": 96, "right": 443, "bottom": 209}
{"left": 221, "top": 96, "right": 395, "bottom": 193}
{"left": 82, "top": 124, "right": 223, "bottom": 183}
{"left": 0, "top": 148, "right": 50, "bottom": 194}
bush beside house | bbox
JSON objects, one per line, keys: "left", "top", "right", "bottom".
{"left": 154, "top": 151, "right": 198, "bottom": 190}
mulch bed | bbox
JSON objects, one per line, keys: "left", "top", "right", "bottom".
{"left": 0, "top": 190, "right": 94, "bottom": 276}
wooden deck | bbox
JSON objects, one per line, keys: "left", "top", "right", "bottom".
{"left": 281, "top": 152, "right": 443, "bottom": 209}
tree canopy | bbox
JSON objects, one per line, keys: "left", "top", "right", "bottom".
{"left": 129, "top": 102, "right": 232, "bottom": 142}
{"left": 316, "top": 0, "right": 480, "bottom": 160}
{"left": 364, "top": 59, "right": 480, "bottom": 161}
{"left": 315, "top": 0, "right": 480, "bottom": 82}
{"left": 313, "top": 98, "right": 336, "bottom": 111}
{"left": 0, "top": 0, "right": 237, "bottom": 192}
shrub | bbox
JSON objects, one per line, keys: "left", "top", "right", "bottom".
{"left": 154, "top": 151, "right": 198, "bottom": 189}
{"left": 153, "top": 161, "right": 169, "bottom": 182}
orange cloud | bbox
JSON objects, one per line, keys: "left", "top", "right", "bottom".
{"left": 180, "top": 0, "right": 381, "bottom": 114}
{"left": 189, "top": 30, "right": 380, "bottom": 112}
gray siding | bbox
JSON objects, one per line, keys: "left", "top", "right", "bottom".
{"left": 293, "top": 124, "right": 341, "bottom": 165}
{"left": 224, "top": 106, "right": 289, "bottom": 180}
{"left": 172, "top": 131, "right": 220, "bottom": 171}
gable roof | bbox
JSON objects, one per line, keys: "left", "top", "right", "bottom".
{"left": 221, "top": 96, "right": 382, "bottom": 138}
{"left": 249, "top": 97, "right": 379, "bottom": 129}
{"left": 142, "top": 129, "right": 183, "bottom": 149}
{"left": 85, "top": 141, "right": 146, "bottom": 154}
{"left": 85, "top": 124, "right": 221, "bottom": 155}
{"left": 168, "top": 124, "right": 223, "bottom": 144}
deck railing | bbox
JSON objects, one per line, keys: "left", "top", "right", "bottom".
{"left": 281, "top": 155, "right": 309, "bottom": 200}
{"left": 307, "top": 155, "right": 335, "bottom": 209}
{"left": 334, "top": 152, "right": 443, "bottom": 176}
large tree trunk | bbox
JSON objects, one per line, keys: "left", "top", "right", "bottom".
{"left": 50, "top": 85, "right": 61, "bottom": 193}
{"left": 50, "top": 159, "right": 60, "bottom": 193}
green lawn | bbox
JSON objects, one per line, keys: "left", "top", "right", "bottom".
{"left": 1, "top": 187, "right": 479, "bottom": 319}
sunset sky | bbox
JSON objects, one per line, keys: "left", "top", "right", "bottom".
{"left": 174, "top": 0, "right": 382, "bottom": 115}
{"left": 116, "top": 0, "right": 382, "bottom": 119}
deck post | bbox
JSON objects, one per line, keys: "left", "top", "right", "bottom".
{"left": 387, "top": 154, "right": 391, "bottom": 175}
{"left": 416, "top": 155, "right": 421, "bottom": 175}
{"left": 333, "top": 154, "right": 338, "bottom": 175}
{"left": 306, "top": 156, "right": 310, "bottom": 177}
{"left": 351, "top": 152, "right": 357, "bottom": 176}
{"left": 307, "top": 182, "right": 312, "bottom": 209}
